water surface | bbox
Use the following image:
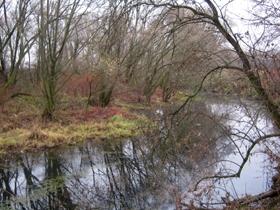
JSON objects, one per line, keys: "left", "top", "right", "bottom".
{"left": 0, "top": 98, "right": 279, "bottom": 209}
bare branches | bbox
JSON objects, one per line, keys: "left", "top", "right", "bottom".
{"left": 194, "top": 133, "right": 280, "bottom": 191}
{"left": 0, "top": 0, "right": 35, "bottom": 86}
{"left": 172, "top": 65, "right": 244, "bottom": 117}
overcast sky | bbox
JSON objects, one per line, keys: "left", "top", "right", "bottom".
{"left": 217, "top": 0, "right": 274, "bottom": 49}
{"left": 220, "top": 0, "right": 254, "bottom": 33}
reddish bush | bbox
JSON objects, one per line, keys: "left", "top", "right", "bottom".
{"left": 114, "top": 83, "right": 164, "bottom": 103}
{"left": 63, "top": 73, "right": 97, "bottom": 97}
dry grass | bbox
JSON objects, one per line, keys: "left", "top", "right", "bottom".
{"left": 0, "top": 94, "right": 155, "bottom": 155}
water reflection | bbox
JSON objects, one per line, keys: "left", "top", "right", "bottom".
{"left": 0, "top": 98, "right": 279, "bottom": 209}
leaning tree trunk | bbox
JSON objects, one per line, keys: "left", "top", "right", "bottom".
{"left": 206, "top": 0, "right": 280, "bottom": 127}
{"left": 246, "top": 71, "right": 280, "bottom": 127}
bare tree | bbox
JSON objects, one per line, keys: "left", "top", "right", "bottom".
{"left": 125, "top": 0, "right": 280, "bottom": 127}
{"left": 0, "top": 0, "right": 37, "bottom": 102}
{"left": 87, "top": 0, "right": 143, "bottom": 106}
{"left": 128, "top": 8, "right": 222, "bottom": 103}
{"left": 37, "top": 0, "right": 89, "bottom": 120}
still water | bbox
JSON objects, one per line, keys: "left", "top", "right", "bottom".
{"left": 0, "top": 98, "right": 279, "bottom": 209}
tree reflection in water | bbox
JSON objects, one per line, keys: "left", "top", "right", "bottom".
{"left": 0, "top": 99, "right": 279, "bottom": 209}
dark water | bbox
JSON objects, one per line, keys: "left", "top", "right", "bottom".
{"left": 0, "top": 98, "right": 279, "bottom": 209}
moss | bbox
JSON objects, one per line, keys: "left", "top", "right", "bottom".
{"left": 0, "top": 114, "right": 154, "bottom": 154}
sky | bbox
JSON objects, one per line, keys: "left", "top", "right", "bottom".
{"left": 216, "top": 0, "right": 274, "bottom": 50}
{"left": 223, "top": 0, "right": 252, "bottom": 29}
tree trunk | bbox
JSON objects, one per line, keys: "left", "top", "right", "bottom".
{"left": 42, "top": 108, "right": 53, "bottom": 122}
{"left": 229, "top": 187, "right": 280, "bottom": 206}
{"left": 206, "top": 0, "right": 280, "bottom": 127}
{"left": 246, "top": 71, "right": 280, "bottom": 127}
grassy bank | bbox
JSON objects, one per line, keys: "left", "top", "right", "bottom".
{"left": 0, "top": 95, "right": 155, "bottom": 155}
{"left": 1, "top": 80, "right": 259, "bottom": 155}
{"left": 0, "top": 114, "right": 153, "bottom": 154}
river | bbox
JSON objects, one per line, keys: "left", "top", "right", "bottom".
{"left": 0, "top": 97, "right": 279, "bottom": 209}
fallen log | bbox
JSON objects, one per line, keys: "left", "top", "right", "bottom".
{"left": 229, "top": 187, "right": 280, "bottom": 206}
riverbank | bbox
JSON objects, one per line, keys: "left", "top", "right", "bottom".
{"left": 0, "top": 95, "right": 156, "bottom": 155}
{"left": 0, "top": 89, "right": 273, "bottom": 155}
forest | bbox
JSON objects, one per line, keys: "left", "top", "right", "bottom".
{"left": 0, "top": 0, "right": 280, "bottom": 209}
